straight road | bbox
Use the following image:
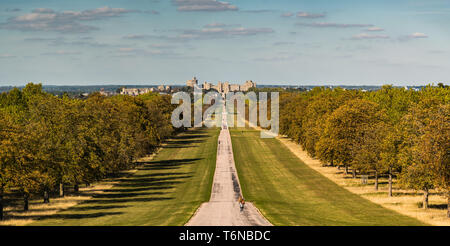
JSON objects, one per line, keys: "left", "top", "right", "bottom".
{"left": 186, "top": 105, "right": 272, "bottom": 226}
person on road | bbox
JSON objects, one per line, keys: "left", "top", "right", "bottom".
{"left": 238, "top": 195, "right": 245, "bottom": 212}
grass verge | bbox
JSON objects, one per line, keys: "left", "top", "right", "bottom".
{"left": 8, "top": 128, "right": 220, "bottom": 226}
{"left": 277, "top": 135, "right": 449, "bottom": 226}
{"left": 230, "top": 128, "right": 426, "bottom": 226}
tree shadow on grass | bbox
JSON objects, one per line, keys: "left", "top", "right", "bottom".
{"left": 68, "top": 205, "right": 128, "bottom": 211}
{"left": 105, "top": 186, "right": 175, "bottom": 193}
{"left": 172, "top": 134, "right": 209, "bottom": 140}
{"left": 82, "top": 197, "right": 174, "bottom": 204}
{"left": 163, "top": 145, "right": 200, "bottom": 149}
{"left": 113, "top": 181, "right": 184, "bottom": 188}
{"left": 92, "top": 191, "right": 168, "bottom": 199}
{"left": 428, "top": 204, "right": 448, "bottom": 210}
{"left": 117, "top": 174, "right": 193, "bottom": 183}
{"left": 162, "top": 139, "right": 205, "bottom": 149}
{"left": 160, "top": 130, "right": 210, "bottom": 149}
{"left": 7, "top": 211, "right": 125, "bottom": 221}
{"left": 131, "top": 172, "right": 192, "bottom": 178}
{"left": 3, "top": 130, "right": 208, "bottom": 224}
{"left": 138, "top": 158, "right": 202, "bottom": 171}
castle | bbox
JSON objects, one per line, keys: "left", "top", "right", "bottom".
{"left": 186, "top": 77, "right": 256, "bottom": 93}
{"left": 120, "top": 85, "right": 171, "bottom": 96}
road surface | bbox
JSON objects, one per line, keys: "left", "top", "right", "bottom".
{"left": 186, "top": 103, "right": 272, "bottom": 226}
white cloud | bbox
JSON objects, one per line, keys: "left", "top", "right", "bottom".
{"left": 409, "top": 32, "right": 428, "bottom": 38}
{"left": 111, "top": 47, "right": 181, "bottom": 58}
{"left": 366, "top": 27, "right": 384, "bottom": 32}
{"left": 0, "top": 6, "right": 135, "bottom": 33}
{"left": 281, "top": 12, "right": 293, "bottom": 17}
{"left": 399, "top": 32, "right": 429, "bottom": 41}
{"left": 351, "top": 33, "right": 390, "bottom": 40}
{"left": 123, "top": 25, "right": 274, "bottom": 42}
{"left": 297, "top": 22, "right": 373, "bottom": 28}
{"left": 182, "top": 26, "right": 274, "bottom": 38}
{"left": 173, "top": 0, "right": 238, "bottom": 12}
{"left": 242, "top": 9, "right": 274, "bottom": 13}
{"left": 204, "top": 22, "right": 240, "bottom": 28}
{"left": 297, "top": 11, "right": 325, "bottom": 18}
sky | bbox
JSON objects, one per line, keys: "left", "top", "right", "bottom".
{"left": 0, "top": 0, "right": 449, "bottom": 86}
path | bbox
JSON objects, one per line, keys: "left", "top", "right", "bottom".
{"left": 186, "top": 104, "right": 272, "bottom": 226}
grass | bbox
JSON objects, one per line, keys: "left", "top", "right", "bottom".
{"left": 277, "top": 135, "right": 449, "bottom": 226}
{"left": 230, "top": 128, "right": 427, "bottom": 226}
{"left": 28, "top": 128, "right": 219, "bottom": 226}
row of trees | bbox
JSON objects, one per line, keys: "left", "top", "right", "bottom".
{"left": 0, "top": 83, "right": 180, "bottom": 220}
{"left": 279, "top": 85, "right": 449, "bottom": 216}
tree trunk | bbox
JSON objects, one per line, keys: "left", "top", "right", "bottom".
{"left": 374, "top": 170, "right": 378, "bottom": 191}
{"left": 344, "top": 165, "right": 348, "bottom": 175}
{"left": 0, "top": 187, "right": 4, "bottom": 221}
{"left": 74, "top": 184, "right": 79, "bottom": 193}
{"left": 59, "top": 183, "right": 64, "bottom": 197}
{"left": 388, "top": 168, "right": 393, "bottom": 197}
{"left": 43, "top": 190, "right": 50, "bottom": 203}
{"left": 447, "top": 192, "right": 450, "bottom": 218}
{"left": 423, "top": 189, "right": 429, "bottom": 209}
{"left": 23, "top": 193, "right": 29, "bottom": 211}
{"left": 352, "top": 169, "right": 356, "bottom": 179}
{"left": 337, "top": 165, "right": 340, "bottom": 170}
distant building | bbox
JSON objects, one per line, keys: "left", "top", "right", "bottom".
{"left": 203, "top": 81, "right": 211, "bottom": 90}
{"left": 212, "top": 80, "right": 255, "bottom": 93}
{"left": 99, "top": 88, "right": 115, "bottom": 96}
{"left": 241, "top": 80, "right": 256, "bottom": 91}
{"left": 223, "top": 82, "right": 230, "bottom": 93}
{"left": 214, "top": 81, "right": 223, "bottom": 92}
{"left": 185, "top": 77, "right": 256, "bottom": 93}
{"left": 230, "top": 84, "right": 240, "bottom": 92}
{"left": 186, "top": 77, "right": 198, "bottom": 87}
{"left": 120, "top": 88, "right": 153, "bottom": 96}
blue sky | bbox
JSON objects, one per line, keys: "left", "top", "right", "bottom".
{"left": 0, "top": 0, "right": 449, "bottom": 86}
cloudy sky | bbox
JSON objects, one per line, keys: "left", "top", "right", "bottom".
{"left": 0, "top": 0, "right": 449, "bottom": 86}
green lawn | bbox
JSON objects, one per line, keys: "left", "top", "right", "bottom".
{"left": 230, "top": 129, "right": 426, "bottom": 226}
{"left": 32, "top": 128, "right": 219, "bottom": 226}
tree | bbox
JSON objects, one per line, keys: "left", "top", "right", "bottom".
{"left": 352, "top": 122, "right": 386, "bottom": 190}
{"left": 317, "top": 99, "right": 384, "bottom": 176}
{"left": 0, "top": 110, "right": 18, "bottom": 219}
{"left": 0, "top": 84, "right": 181, "bottom": 215}
{"left": 399, "top": 98, "right": 449, "bottom": 209}
{"left": 304, "top": 88, "right": 359, "bottom": 158}
{"left": 424, "top": 104, "right": 450, "bottom": 216}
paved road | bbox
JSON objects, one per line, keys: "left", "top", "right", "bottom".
{"left": 186, "top": 105, "right": 272, "bottom": 226}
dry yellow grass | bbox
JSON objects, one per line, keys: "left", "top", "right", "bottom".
{"left": 277, "top": 135, "right": 449, "bottom": 226}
